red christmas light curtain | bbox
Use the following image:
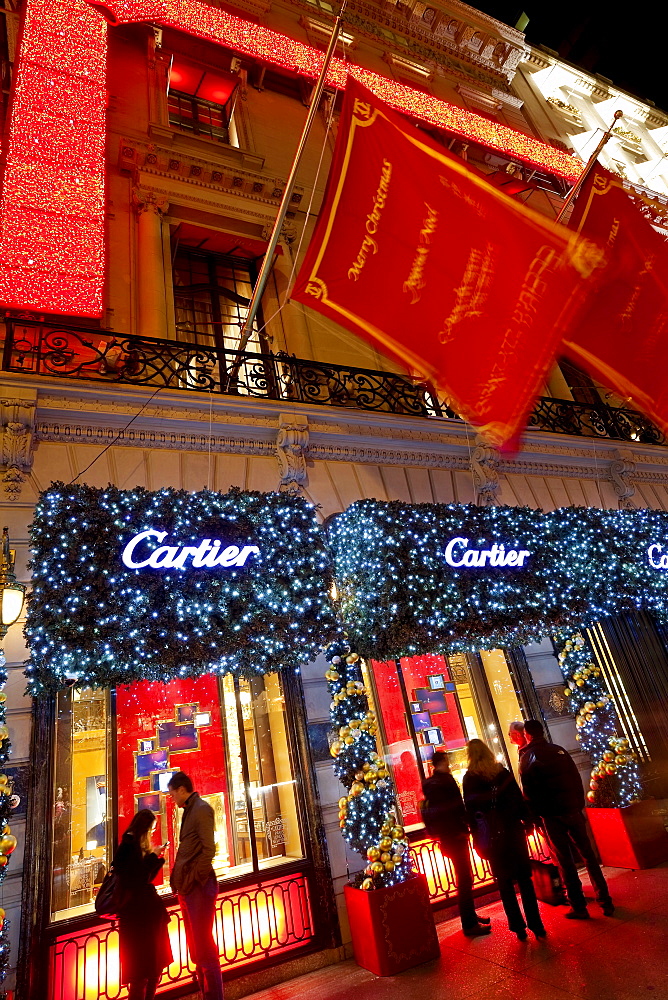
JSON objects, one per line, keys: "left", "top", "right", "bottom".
{"left": 291, "top": 80, "right": 601, "bottom": 449}
{"left": 0, "top": 0, "right": 580, "bottom": 319}
{"left": 563, "top": 166, "right": 668, "bottom": 437}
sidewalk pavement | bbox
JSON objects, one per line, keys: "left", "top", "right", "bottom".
{"left": 244, "top": 863, "right": 668, "bottom": 1000}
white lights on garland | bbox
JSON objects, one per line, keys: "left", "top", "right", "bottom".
{"left": 325, "top": 643, "right": 412, "bottom": 890}
{"left": 556, "top": 630, "right": 643, "bottom": 808}
{"left": 26, "top": 484, "right": 340, "bottom": 694}
{"left": 327, "top": 501, "right": 668, "bottom": 659}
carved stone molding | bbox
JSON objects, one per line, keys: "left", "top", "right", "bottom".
{"left": 276, "top": 414, "right": 309, "bottom": 488}
{"left": 471, "top": 435, "right": 500, "bottom": 505}
{"left": 36, "top": 423, "right": 274, "bottom": 456}
{"left": 0, "top": 389, "right": 36, "bottom": 501}
{"left": 610, "top": 448, "right": 637, "bottom": 509}
{"left": 131, "top": 186, "right": 169, "bottom": 217}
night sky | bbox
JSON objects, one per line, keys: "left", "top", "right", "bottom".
{"left": 474, "top": 3, "right": 668, "bottom": 112}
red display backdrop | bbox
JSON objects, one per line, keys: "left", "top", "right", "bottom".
{"left": 370, "top": 658, "right": 422, "bottom": 827}
{"left": 115, "top": 676, "right": 229, "bottom": 882}
{"left": 292, "top": 79, "right": 600, "bottom": 448}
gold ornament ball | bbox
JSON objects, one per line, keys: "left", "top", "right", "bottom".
{"left": 330, "top": 742, "right": 341, "bottom": 758}
{"left": 391, "top": 826, "right": 405, "bottom": 840}
{"left": 346, "top": 654, "right": 359, "bottom": 664}
{"left": 392, "top": 854, "right": 403, "bottom": 864}
{"left": 361, "top": 878, "right": 373, "bottom": 891}
{"left": 564, "top": 688, "right": 571, "bottom": 697}
{"left": 379, "top": 836, "right": 392, "bottom": 851}
{"left": 576, "top": 680, "right": 585, "bottom": 688}
{"left": 587, "top": 790, "right": 596, "bottom": 802}
{"left": 338, "top": 809, "right": 347, "bottom": 821}
{"left": 355, "top": 771, "right": 365, "bottom": 781}
{"left": 350, "top": 783, "right": 364, "bottom": 797}
{"left": 371, "top": 862, "right": 384, "bottom": 874}
{"left": 367, "top": 847, "right": 380, "bottom": 861}
{"left": 384, "top": 861, "right": 395, "bottom": 872}
{"left": 0, "top": 693, "right": 6, "bottom": 703}
{"left": 329, "top": 670, "right": 339, "bottom": 681}
{"left": 603, "top": 752, "right": 615, "bottom": 762}
{"left": 344, "top": 736, "right": 355, "bottom": 746}
{"left": 380, "top": 852, "right": 391, "bottom": 863}
{"left": 339, "top": 819, "right": 346, "bottom": 829}
{"left": 615, "top": 755, "right": 627, "bottom": 765}
{"left": 338, "top": 797, "right": 348, "bottom": 809}
{"left": 339, "top": 726, "right": 351, "bottom": 738}
{"left": 381, "top": 824, "right": 392, "bottom": 835}
{"left": 605, "top": 763, "right": 617, "bottom": 775}
{"left": 0, "top": 856, "right": 9, "bottom": 868}
{"left": 362, "top": 762, "right": 370, "bottom": 772}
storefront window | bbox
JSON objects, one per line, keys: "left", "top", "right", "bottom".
{"left": 369, "top": 650, "right": 527, "bottom": 829}
{"left": 51, "top": 688, "right": 112, "bottom": 920}
{"left": 50, "top": 673, "right": 305, "bottom": 921}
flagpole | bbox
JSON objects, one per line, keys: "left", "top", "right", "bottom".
{"left": 233, "top": 0, "right": 348, "bottom": 360}
{"left": 555, "top": 109, "right": 624, "bottom": 223}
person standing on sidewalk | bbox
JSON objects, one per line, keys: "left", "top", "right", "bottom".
{"left": 168, "top": 772, "right": 224, "bottom": 999}
{"left": 421, "top": 751, "right": 492, "bottom": 937}
{"left": 463, "top": 740, "right": 546, "bottom": 941}
{"left": 519, "top": 719, "right": 614, "bottom": 920}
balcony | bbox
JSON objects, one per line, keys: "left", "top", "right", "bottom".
{"left": 2, "top": 319, "right": 665, "bottom": 446}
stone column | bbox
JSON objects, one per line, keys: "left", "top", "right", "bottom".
{"left": 133, "top": 188, "right": 169, "bottom": 339}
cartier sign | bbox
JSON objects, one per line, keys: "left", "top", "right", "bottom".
{"left": 122, "top": 529, "right": 260, "bottom": 571}
{"left": 444, "top": 536, "right": 532, "bottom": 569}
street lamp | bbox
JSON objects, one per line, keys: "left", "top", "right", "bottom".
{"left": 0, "top": 528, "right": 25, "bottom": 639}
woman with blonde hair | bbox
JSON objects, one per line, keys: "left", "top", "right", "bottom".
{"left": 463, "top": 739, "right": 545, "bottom": 940}
{"left": 112, "top": 808, "right": 173, "bottom": 999}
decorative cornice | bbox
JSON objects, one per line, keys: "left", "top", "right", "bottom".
{"left": 35, "top": 423, "right": 275, "bottom": 455}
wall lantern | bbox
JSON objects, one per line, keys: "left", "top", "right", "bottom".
{"left": 0, "top": 527, "right": 25, "bottom": 639}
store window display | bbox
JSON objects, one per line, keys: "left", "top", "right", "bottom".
{"left": 367, "top": 650, "right": 526, "bottom": 829}
{"left": 49, "top": 673, "right": 304, "bottom": 921}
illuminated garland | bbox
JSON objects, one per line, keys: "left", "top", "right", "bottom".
{"left": 328, "top": 501, "right": 668, "bottom": 659}
{"left": 0, "top": 650, "right": 16, "bottom": 994}
{"left": 326, "top": 643, "right": 412, "bottom": 890}
{"left": 556, "top": 630, "right": 643, "bottom": 807}
{"left": 25, "top": 484, "right": 340, "bottom": 694}
{"left": 0, "top": 0, "right": 579, "bottom": 318}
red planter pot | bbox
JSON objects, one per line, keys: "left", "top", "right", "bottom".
{"left": 587, "top": 800, "right": 668, "bottom": 869}
{"left": 344, "top": 874, "right": 440, "bottom": 977}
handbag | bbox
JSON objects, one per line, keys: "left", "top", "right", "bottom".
{"left": 94, "top": 866, "right": 130, "bottom": 920}
{"left": 471, "top": 784, "right": 504, "bottom": 860}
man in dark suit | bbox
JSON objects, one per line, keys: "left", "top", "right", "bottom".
{"left": 168, "top": 771, "right": 223, "bottom": 999}
{"left": 519, "top": 719, "right": 614, "bottom": 919}
{"left": 422, "top": 751, "right": 491, "bottom": 936}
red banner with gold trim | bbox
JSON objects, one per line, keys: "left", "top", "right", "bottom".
{"left": 291, "top": 79, "right": 601, "bottom": 449}
{"left": 564, "top": 166, "right": 668, "bottom": 437}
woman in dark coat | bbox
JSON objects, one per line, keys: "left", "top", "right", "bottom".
{"left": 463, "top": 739, "right": 546, "bottom": 940}
{"left": 113, "top": 809, "right": 173, "bottom": 1000}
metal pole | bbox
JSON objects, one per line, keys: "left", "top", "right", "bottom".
{"left": 234, "top": 0, "right": 348, "bottom": 357}
{"left": 555, "top": 109, "right": 624, "bottom": 224}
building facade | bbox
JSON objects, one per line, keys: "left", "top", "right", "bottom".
{"left": 0, "top": 0, "right": 668, "bottom": 997}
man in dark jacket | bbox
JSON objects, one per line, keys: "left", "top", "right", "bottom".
{"left": 519, "top": 720, "right": 614, "bottom": 919}
{"left": 422, "top": 751, "right": 491, "bottom": 936}
{"left": 168, "top": 771, "right": 223, "bottom": 999}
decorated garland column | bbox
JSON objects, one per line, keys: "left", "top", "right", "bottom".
{"left": 555, "top": 629, "right": 643, "bottom": 807}
{"left": 325, "top": 644, "right": 412, "bottom": 890}
{"left": 0, "top": 648, "right": 16, "bottom": 992}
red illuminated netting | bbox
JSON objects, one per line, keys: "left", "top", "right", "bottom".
{"left": 0, "top": 0, "right": 107, "bottom": 315}
{"left": 0, "top": 0, "right": 581, "bottom": 318}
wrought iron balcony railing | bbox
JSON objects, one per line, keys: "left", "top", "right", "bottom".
{"left": 3, "top": 319, "right": 665, "bottom": 446}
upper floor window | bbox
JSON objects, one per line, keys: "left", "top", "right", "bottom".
{"left": 172, "top": 246, "right": 267, "bottom": 355}
{"left": 167, "top": 55, "right": 239, "bottom": 146}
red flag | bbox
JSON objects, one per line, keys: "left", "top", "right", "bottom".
{"left": 291, "top": 79, "right": 601, "bottom": 449}
{"left": 563, "top": 166, "right": 668, "bottom": 436}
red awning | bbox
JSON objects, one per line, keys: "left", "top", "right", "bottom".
{"left": 169, "top": 56, "right": 238, "bottom": 106}
{"left": 172, "top": 222, "right": 282, "bottom": 258}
